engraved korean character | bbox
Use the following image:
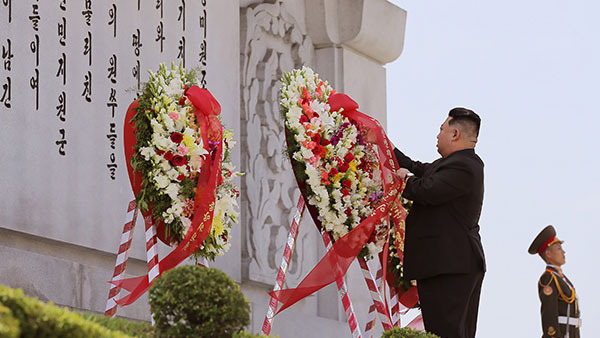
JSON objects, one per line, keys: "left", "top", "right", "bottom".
{"left": 199, "top": 69, "right": 206, "bottom": 88}
{"left": 178, "top": 0, "right": 185, "bottom": 31}
{"left": 132, "top": 59, "right": 140, "bottom": 90}
{"left": 56, "top": 52, "right": 66, "bottom": 85}
{"left": 132, "top": 29, "right": 142, "bottom": 57}
{"left": 29, "top": 4, "right": 40, "bottom": 31}
{"left": 2, "top": 0, "right": 11, "bottom": 23}
{"left": 58, "top": 17, "right": 66, "bottom": 46}
{"left": 82, "top": 0, "right": 92, "bottom": 26}
{"left": 107, "top": 153, "right": 117, "bottom": 179}
{"left": 56, "top": 129, "right": 67, "bottom": 156}
{"left": 155, "top": 21, "right": 164, "bottom": 53}
{"left": 106, "top": 122, "right": 117, "bottom": 149}
{"left": 108, "top": 3, "right": 117, "bottom": 38}
{"left": 199, "top": 40, "right": 206, "bottom": 66}
{"left": 56, "top": 91, "right": 66, "bottom": 122}
{"left": 1, "top": 76, "right": 10, "bottom": 108}
{"left": 82, "top": 70, "right": 92, "bottom": 102}
{"left": 199, "top": 9, "right": 206, "bottom": 39}
{"left": 84, "top": 31, "right": 92, "bottom": 66}
{"left": 156, "top": 0, "right": 162, "bottom": 18}
{"left": 107, "top": 54, "right": 117, "bottom": 84}
{"left": 2, "top": 38, "right": 12, "bottom": 71}
{"left": 177, "top": 36, "right": 185, "bottom": 68}
{"left": 30, "top": 68, "right": 39, "bottom": 110}
{"left": 30, "top": 34, "right": 39, "bottom": 66}
{"left": 107, "top": 88, "right": 117, "bottom": 118}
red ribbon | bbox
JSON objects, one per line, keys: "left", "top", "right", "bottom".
{"left": 270, "top": 93, "right": 409, "bottom": 314}
{"left": 111, "top": 87, "right": 223, "bottom": 306}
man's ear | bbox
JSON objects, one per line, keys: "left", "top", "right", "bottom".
{"left": 451, "top": 127, "right": 460, "bottom": 141}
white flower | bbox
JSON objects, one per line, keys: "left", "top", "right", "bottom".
{"left": 155, "top": 175, "right": 170, "bottom": 189}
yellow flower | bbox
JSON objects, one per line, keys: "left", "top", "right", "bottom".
{"left": 212, "top": 210, "right": 224, "bottom": 236}
{"left": 349, "top": 160, "right": 357, "bottom": 173}
{"left": 333, "top": 172, "right": 344, "bottom": 183}
{"left": 183, "top": 135, "right": 194, "bottom": 148}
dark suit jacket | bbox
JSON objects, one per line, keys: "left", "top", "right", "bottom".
{"left": 394, "top": 148, "right": 486, "bottom": 280}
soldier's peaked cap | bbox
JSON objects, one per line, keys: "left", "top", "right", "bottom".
{"left": 528, "top": 225, "right": 563, "bottom": 255}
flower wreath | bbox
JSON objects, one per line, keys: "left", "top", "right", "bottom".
{"left": 281, "top": 66, "right": 389, "bottom": 259}
{"left": 129, "top": 63, "right": 241, "bottom": 260}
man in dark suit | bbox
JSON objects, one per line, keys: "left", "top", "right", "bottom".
{"left": 529, "top": 225, "right": 581, "bottom": 338}
{"left": 393, "top": 107, "right": 485, "bottom": 338}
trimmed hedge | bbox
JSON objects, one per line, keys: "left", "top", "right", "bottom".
{"left": 79, "top": 312, "right": 153, "bottom": 337}
{"left": 149, "top": 265, "right": 250, "bottom": 337}
{"left": 381, "top": 327, "right": 440, "bottom": 338}
{"left": 0, "top": 285, "right": 128, "bottom": 338}
{"left": 0, "top": 302, "right": 20, "bottom": 338}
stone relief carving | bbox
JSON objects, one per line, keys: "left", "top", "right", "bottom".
{"left": 240, "top": 1, "right": 316, "bottom": 285}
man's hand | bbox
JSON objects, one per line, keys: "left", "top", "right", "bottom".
{"left": 395, "top": 168, "right": 413, "bottom": 182}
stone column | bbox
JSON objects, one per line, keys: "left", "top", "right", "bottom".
{"left": 306, "top": 0, "right": 407, "bottom": 127}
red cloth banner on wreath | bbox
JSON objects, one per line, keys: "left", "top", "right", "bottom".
{"left": 110, "top": 87, "right": 223, "bottom": 306}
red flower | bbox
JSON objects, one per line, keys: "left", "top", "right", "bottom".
{"left": 170, "top": 132, "right": 184, "bottom": 143}
{"left": 339, "top": 162, "right": 350, "bottom": 173}
{"left": 312, "top": 134, "right": 321, "bottom": 144}
{"left": 341, "top": 188, "right": 350, "bottom": 196}
{"left": 344, "top": 207, "right": 352, "bottom": 217}
{"left": 156, "top": 149, "right": 165, "bottom": 156}
{"left": 329, "top": 168, "right": 339, "bottom": 177}
{"left": 344, "top": 152, "right": 355, "bottom": 163}
{"left": 172, "top": 155, "right": 187, "bottom": 166}
{"left": 318, "top": 146, "right": 327, "bottom": 158}
{"left": 342, "top": 180, "right": 352, "bottom": 189}
{"left": 177, "top": 174, "right": 186, "bottom": 181}
{"left": 300, "top": 115, "right": 309, "bottom": 123}
{"left": 164, "top": 151, "right": 174, "bottom": 161}
{"left": 321, "top": 139, "right": 331, "bottom": 146}
{"left": 179, "top": 96, "right": 186, "bottom": 105}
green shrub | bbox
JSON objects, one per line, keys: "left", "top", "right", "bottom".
{"left": 381, "top": 327, "right": 440, "bottom": 338}
{"left": 79, "top": 312, "right": 153, "bottom": 337}
{"left": 0, "top": 302, "right": 20, "bottom": 338}
{"left": 149, "top": 266, "right": 250, "bottom": 338}
{"left": 0, "top": 285, "right": 128, "bottom": 337}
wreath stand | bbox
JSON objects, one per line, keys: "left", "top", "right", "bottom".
{"left": 261, "top": 195, "right": 401, "bottom": 338}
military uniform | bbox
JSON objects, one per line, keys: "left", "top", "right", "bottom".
{"left": 538, "top": 265, "right": 580, "bottom": 338}
{"left": 529, "top": 225, "right": 581, "bottom": 338}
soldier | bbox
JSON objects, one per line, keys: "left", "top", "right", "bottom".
{"left": 528, "top": 225, "right": 581, "bottom": 338}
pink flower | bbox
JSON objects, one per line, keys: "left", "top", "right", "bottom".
{"left": 177, "top": 144, "right": 189, "bottom": 155}
{"left": 307, "top": 141, "right": 317, "bottom": 150}
{"left": 310, "top": 117, "right": 320, "bottom": 125}
{"left": 308, "top": 156, "right": 320, "bottom": 166}
{"left": 168, "top": 112, "right": 179, "bottom": 120}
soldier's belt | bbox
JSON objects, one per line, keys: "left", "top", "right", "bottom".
{"left": 558, "top": 316, "right": 581, "bottom": 328}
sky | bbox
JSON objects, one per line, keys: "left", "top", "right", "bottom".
{"left": 385, "top": 1, "right": 599, "bottom": 336}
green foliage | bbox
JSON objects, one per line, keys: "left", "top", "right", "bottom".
{"left": 233, "top": 332, "right": 278, "bottom": 338}
{"left": 79, "top": 312, "right": 153, "bottom": 337}
{"left": 0, "top": 302, "right": 20, "bottom": 338}
{"left": 0, "top": 285, "right": 128, "bottom": 338}
{"left": 149, "top": 266, "right": 250, "bottom": 338}
{"left": 380, "top": 327, "right": 440, "bottom": 338}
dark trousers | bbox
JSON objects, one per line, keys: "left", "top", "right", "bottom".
{"left": 417, "top": 270, "right": 484, "bottom": 338}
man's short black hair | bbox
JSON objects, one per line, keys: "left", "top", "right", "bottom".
{"left": 448, "top": 107, "right": 481, "bottom": 138}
